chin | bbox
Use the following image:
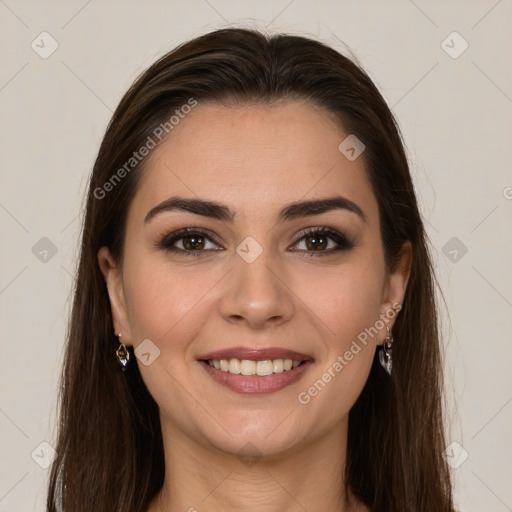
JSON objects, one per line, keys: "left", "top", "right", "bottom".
{"left": 196, "top": 412, "right": 310, "bottom": 460}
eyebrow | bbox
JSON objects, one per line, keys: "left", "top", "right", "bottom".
{"left": 144, "top": 195, "right": 367, "bottom": 224}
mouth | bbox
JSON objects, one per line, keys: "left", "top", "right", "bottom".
{"left": 204, "top": 357, "right": 307, "bottom": 375}
{"left": 197, "top": 347, "right": 314, "bottom": 394}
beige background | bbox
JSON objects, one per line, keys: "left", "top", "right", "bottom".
{"left": 1, "top": 1, "right": 511, "bottom": 510}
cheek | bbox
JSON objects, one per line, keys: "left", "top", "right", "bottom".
{"left": 121, "top": 259, "right": 216, "bottom": 426}
{"left": 293, "top": 270, "right": 382, "bottom": 431}
{"left": 122, "top": 257, "right": 212, "bottom": 346}
{"left": 294, "top": 257, "right": 385, "bottom": 351}
{"left": 290, "top": 256, "right": 384, "bottom": 412}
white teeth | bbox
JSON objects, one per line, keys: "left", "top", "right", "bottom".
{"left": 256, "top": 360, "right": 274, "bottom": 376}
{"left": 240, "top": 359, "right": 256, "bottom": 375}
{"left": 273, "top": 359, "right": 284, "bottom": 373}
{"left": 207, "top": 358, "right": 304, "bottom": 376}
{"left": 229, "top": 358, "right": 241, "bottom": 374}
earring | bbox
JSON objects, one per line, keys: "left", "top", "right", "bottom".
{"left": 379, "top": 327, "right": 394, "bottom": 376}
{"left": 115, "top": 333, "right": 130, "bottom": 372}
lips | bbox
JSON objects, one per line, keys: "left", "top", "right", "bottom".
{"left": 197, "top": 346, "right": 314, "bottom": 394}
{"left": 198, "top": 346, "right": 312, "bottom": 362}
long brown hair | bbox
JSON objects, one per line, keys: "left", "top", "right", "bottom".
{"left": 47, "top": 28, "right": 454, "bottom": 511}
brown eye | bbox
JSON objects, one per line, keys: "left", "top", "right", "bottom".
{"left": 182, "top": 235, "right": 206, "bottom": 250}
{"left": 291, "top": 227, "right": 356, "bottom": 255}
{"left": 304, "top": 233, "right": 329, "bottom": 251}
{"left": 157, "top": 228, "right": 223, "bottom": 255}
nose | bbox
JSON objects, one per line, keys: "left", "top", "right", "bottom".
{"left": 218, "top": 250, "right": 295, "bottom": 330}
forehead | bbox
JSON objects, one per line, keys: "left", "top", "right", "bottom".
{"left": 129, "top": 101, "right": 378, "bottom": 225}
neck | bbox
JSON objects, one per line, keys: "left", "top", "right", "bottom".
{"left": 148, "top": 415, "right": 365, "bottom": 512}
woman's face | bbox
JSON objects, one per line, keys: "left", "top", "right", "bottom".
{"left": 99, "top": 101, "right": 410, "bottom": 458}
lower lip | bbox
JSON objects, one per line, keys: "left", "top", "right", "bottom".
{"left": 199, "top": 360, "right": 313, "bottom": 394}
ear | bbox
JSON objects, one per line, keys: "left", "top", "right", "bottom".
{"left": 379, "top": 240, "right": 412, "bottom": 342}
{"left": 97, "top": 246, "right": 132, "bottom": 345}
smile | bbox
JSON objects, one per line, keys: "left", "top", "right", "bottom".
{"left": 198, "top": 347, "right": 314, "bottom": 394}
{"left": 206, "top": 358, "right": 303, "bottom": 376}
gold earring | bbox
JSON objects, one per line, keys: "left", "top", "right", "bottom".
{"left": 115, "top": 333, "right": 130, "bottom": 372}
{"left": 379, "top": 327, "right": 394, "bottom": 376}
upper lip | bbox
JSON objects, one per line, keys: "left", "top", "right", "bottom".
{"left": 198, "top": 346, "right": 313, "bottom": 362}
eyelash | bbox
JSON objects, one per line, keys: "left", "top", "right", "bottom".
{"left": 155, "top": 226, "right": 356, "bottom": 257}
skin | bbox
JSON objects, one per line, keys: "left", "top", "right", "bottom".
{"left": 98, "top": 101, "right": 411, "bottom": 512}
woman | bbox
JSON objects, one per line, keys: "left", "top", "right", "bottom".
{"left": 46, "top": 28, "right": 455, "bottom": 511}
